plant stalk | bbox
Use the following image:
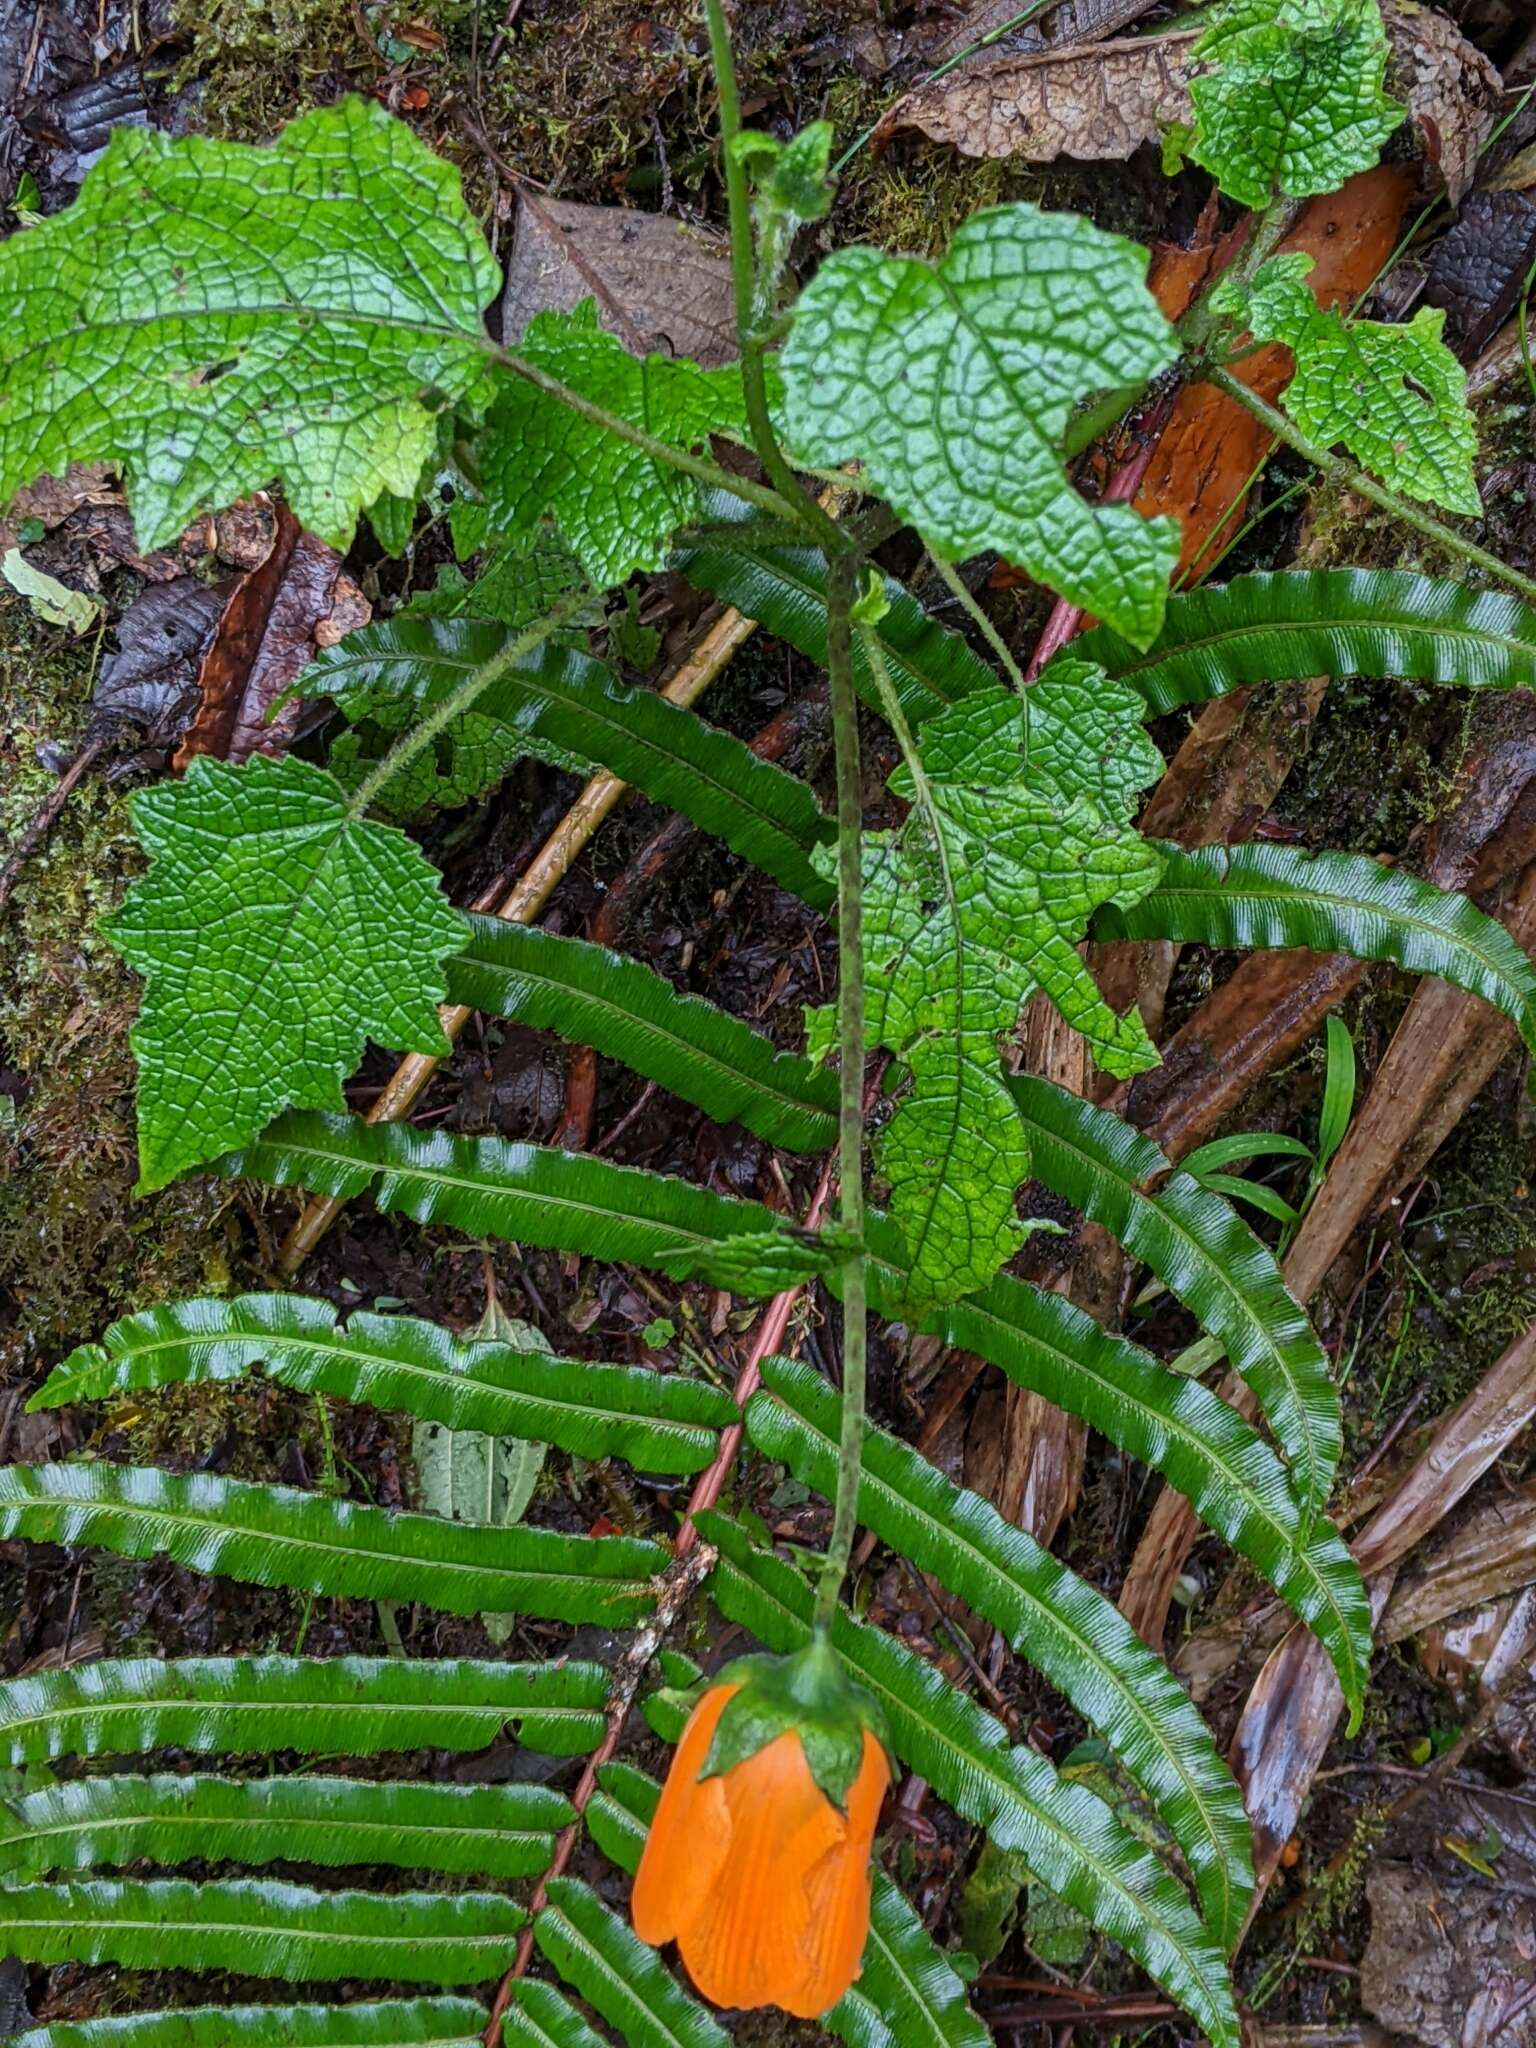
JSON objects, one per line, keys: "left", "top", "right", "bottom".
{"left": 343, "top": 588, "right": 591, "bottom": 819}
{"left": 1204, "top": 364, "right": 1536, "bottom": 608}
{"left": 700, "top": 0, "right": 850, "bottom": 562}
{"left": 814, "top": 552, "right": 868, "bottom": 1637}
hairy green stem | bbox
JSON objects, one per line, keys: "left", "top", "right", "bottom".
{"left": 1204, "top": 364, "right": 1536, "bottom": 608}
{"left": 814, "top": 553, "right": 868, "bottom": 1637}
{"left": 700, "top": 0, "right": 850, "bottom": 561}
{"left": 344, "top": 587, "right": 591, "bottom": 817}
{"left": 496, "top": 345, "right": 803, "bottom": 531}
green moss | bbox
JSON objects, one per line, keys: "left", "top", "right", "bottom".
{"left": 0, "top": 600, "right": 221, "bottom": 1361}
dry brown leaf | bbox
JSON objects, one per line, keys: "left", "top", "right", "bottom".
{"left": 1383, "top": 1481, "right": 1536, "bottom": 1644}
{"left": 174, "top": 501, "right": 370, "bottom": 769}
{"left": 877, "top": 28, "right": 1196, "bottom": 162}
{"left": 880, "top": 5, "right": 1494, "bottom": 207}
{"left": 501, "top": 191, "right": 737, "bottom": 368}
{"left": 1388, "top": 0, "right": 1503, "bottom": 207}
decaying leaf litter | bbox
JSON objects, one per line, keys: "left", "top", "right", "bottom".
{"left": 3, "top": 0, "right": 1536, "bottom": 2041}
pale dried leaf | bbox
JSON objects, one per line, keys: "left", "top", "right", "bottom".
{"left": 502, "top": 192, "right": 737, "bottom": 368}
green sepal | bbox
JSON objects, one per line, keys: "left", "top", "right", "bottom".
{"left": 700, "top": 1637, "right": 892, "bottom": 1812}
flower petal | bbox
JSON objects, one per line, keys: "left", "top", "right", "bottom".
{"left": 679, "top": 1728, "right": 843, "bottom": 2012}
{"left": 633, "top": 1683, "right": 735, "bottom": 1946}
{"left": 793, "top": 1731, "right": 891, "bottom": 2015}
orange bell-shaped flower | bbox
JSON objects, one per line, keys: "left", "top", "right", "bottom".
{"left": 632, "top": 1643, "right": 891, "bottom": 2018}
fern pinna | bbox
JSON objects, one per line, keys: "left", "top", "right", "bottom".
{"left": 2, "top": 0, "right": 1535, "bottom": 2040}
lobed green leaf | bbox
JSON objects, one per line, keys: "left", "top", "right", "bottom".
{"left": 0, "top": 1655, "right": 607, "bottom": 1767}
{"left": 469, "top": 303, "right": 752, "bottom": 585}
{"left": 780, "top": 205, "right": 1179, "bottom": 647}
{"left": 0, "top": 1462, "right": 664, "bottom": 1624}
{"left": 747, "top": 1355, "right": 1254, "bottom": 1949}
{"left": 1188, "top": 0, "right": 1401, "bottom": 210}
{"left": 0, "top": 99, "right": 499, "bottom": 550}
{"left": 36, "top": 1291, "right": 735, "bottom": 1475}
{"left": 107, "top": 753, "right": 463, "bottom": 1193}
{"left": 0, "top": 1774, "right": 572, "bottom": 1885}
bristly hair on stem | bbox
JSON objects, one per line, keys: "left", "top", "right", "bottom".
{"left": 700, "top": 0, "right": 870, "bottom": 1637}
{"left": 814, "top": 551, "right": 869, "bottom": 1636}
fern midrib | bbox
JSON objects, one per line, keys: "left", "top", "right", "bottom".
{"left": 10, "top": 1902, "right": 519, "bottom": 1952}
{"left": 56, "top": 1328, "right": 714, "bottom": 1442}
{"left": 1143, "top": 868, "right": 1526, "bottom": 989}
{"left": 0, "top": 1693, "right": 597, "bottom": 1751}
{"left": 858, "top": 1891, "right": 981, "bottom": 2048}
{"left": 447, "top": 946, "right": 836, "bottom": 1142}
{"left": 3, "top": 1795, "right": 556, "bottom": 1856}
{"left": 890, "top": 1264, "right": 1365, "bottom": 1702}
{"left": 1116, "top": 605, "right": 1536, "bottom": 683}
{"left": 0, "top": 1480, "right": 655, "bottom": 1593}
{"left": 275, "top": 1131, "right": 745, "bottom": 1254}
{"left": 773, "top": 1392, "right": 1246, "bottom": 1941}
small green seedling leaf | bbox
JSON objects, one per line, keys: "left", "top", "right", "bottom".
{"left": 1213, "top": 255, "right": 1480, "bottom": 517}
{"left": 0, "top": 99, "right": 500, "bottom": 549}
{"left": 468, "top": 303, "right": 752, "bottom": 586}
{"left": 780, "top": 205, "right": 1180, "bottom": 648}
{"left": 1, "top": 549, "right": 101, "bottom": 633}
{"left": 108, "top": 754, "right": 463, "bottom": 1192}
{"left": 656, "top": 1224, "right": 861, "bottom": 1297}
{"left": 1316, "top": 1014, "right": 1356, "bottom": 1170}
{"left": 1189, "top": 0, "right": 1402, "bottom": 210}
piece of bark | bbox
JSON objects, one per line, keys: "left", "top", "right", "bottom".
{"left": 1382, "top": 1481, "right": 1536, "bottom": 1644}
{"left": 1361, "top": 1863, "right": 1536, "bottom": 2048}
{"left": 1232, "top": 1311, "right": 1536, "bottom": 1897}
{"left": 174, "top": 501, "right": 370, "bottom": 769}
{"left": 502, "top": 192, "right": 736, "bottom": 368}
{"left": 1425, "top": 190, "right": 1536, "bottom": 359}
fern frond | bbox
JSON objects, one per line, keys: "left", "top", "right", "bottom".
{"left": 534, "top": 1875, "right": 729, "bottom": 2048}
{"left": 445, "top": 918, "right": 838, "bottom": 1151}
{"left": 1072, "top": 569, "right": 1536, "bottom": 712}
{"left": 0, "top": 1656, "right": 606, "bottom": 1767}
{"left": 212, "top": 1117, "right": 1369, "bottom": 1709}
{"left": 10, "top": 2001, "right": 489, "bottom": 2048}
{"left": 1, "top": 1877, "right": 525, "bottom": 1983}
{"left": 1098, "top": 842, "right": 1536, "bottom": 1053}
{"left": 36, "top": 1293, "right": 735, "bottom": 1475}
{"left": 0, "top": 1463, "right": 664, "bottom": 1623}
{"left": 0, "top": 1774, "right": 572, "bottom": 1885}
{"left": 304, "top": 619, "right": 832, "bottom": 904}
{"left": 697, "top": 1512, "right": 1239, "bottom": 2048}
{"left": 1010, "top": 1073, "right": 1338, "bottom": 1518}
{"left": 747, "top": 1355, "right": 1254, "bottom": 1949}
{"left": 889, "top": 1235, "right": 1372, "bottom": 1724}
{"left": 501, "top": 1980, "right": 607, "bottom": 2048}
